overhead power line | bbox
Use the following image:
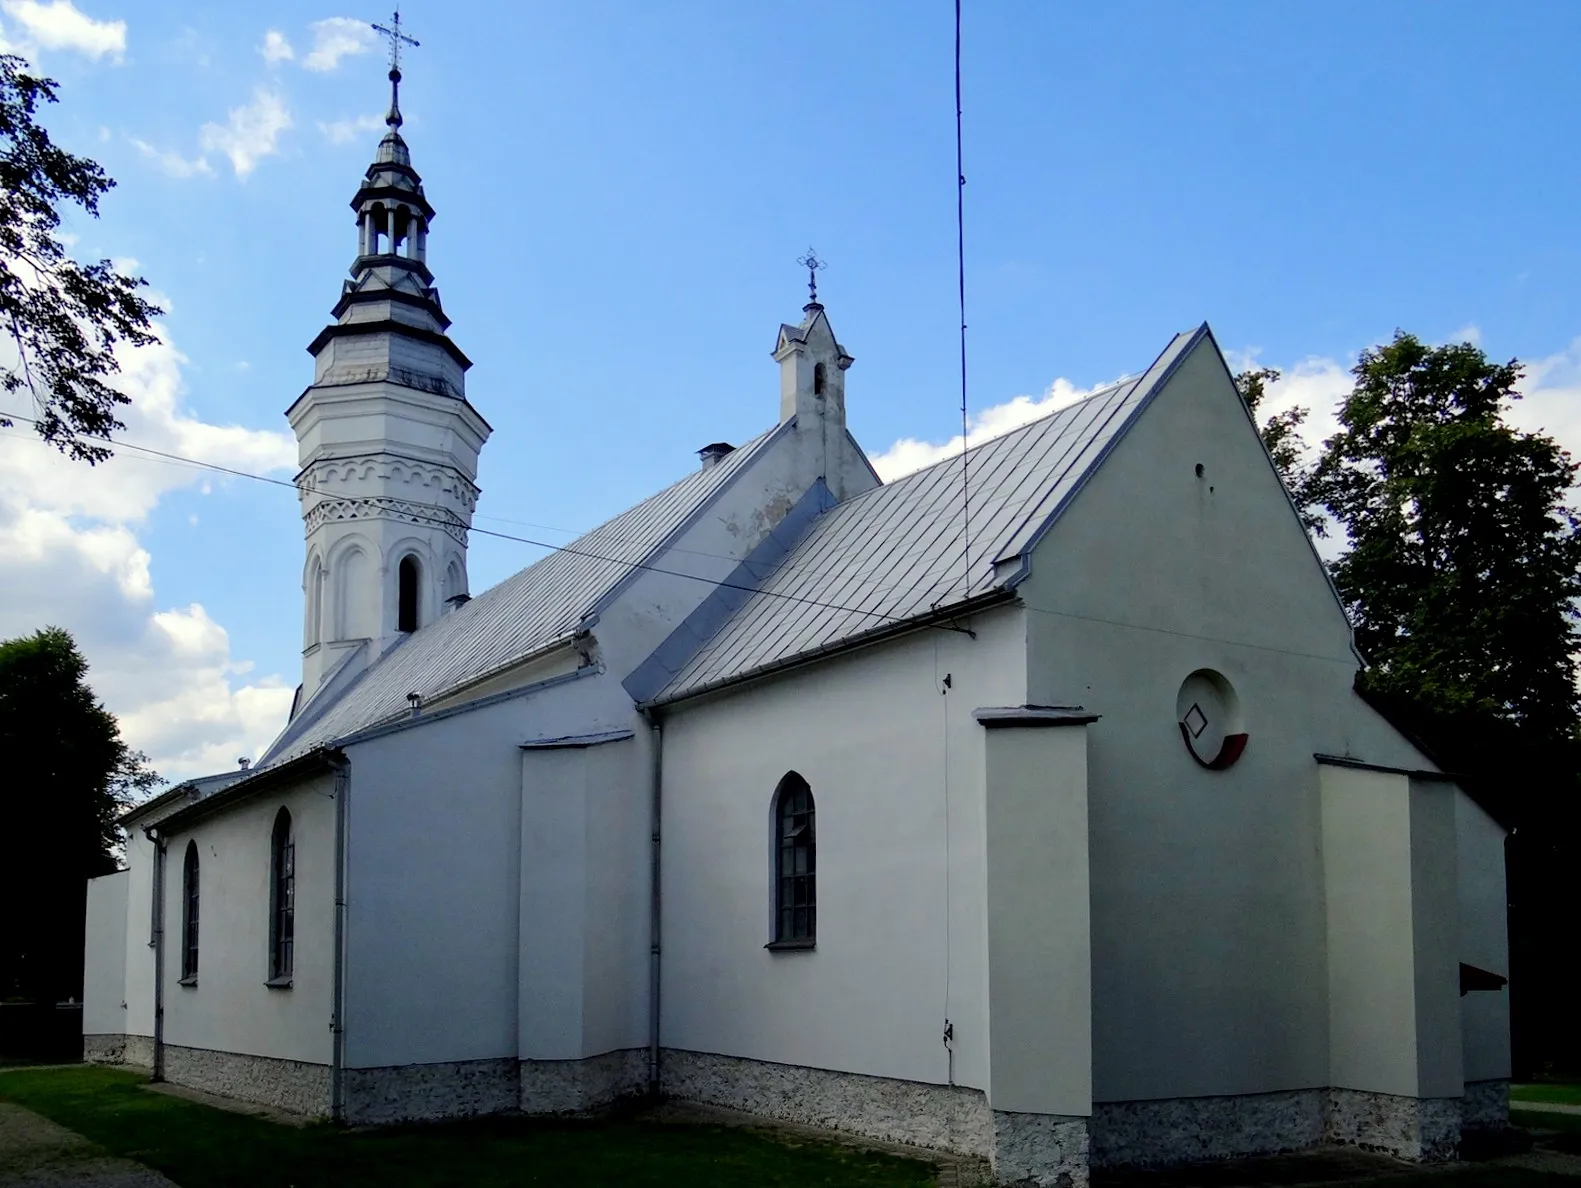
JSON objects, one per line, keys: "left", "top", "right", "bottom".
{"left": 0, "top": 415, "right": 964, "bottom": 632}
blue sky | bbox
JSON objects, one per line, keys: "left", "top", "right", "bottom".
{"left": 2, "top": 0, "right": 1579, "bottom": 779}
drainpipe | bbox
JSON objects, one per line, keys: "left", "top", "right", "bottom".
{"left": 641, "top": 708, "right": 663, "bottom": 1096}
{"left": 329, "top": 753, "right": 351, "bottom": 1122}
{"left": 144, "top": 825, "right": 167, "bottom": 1083}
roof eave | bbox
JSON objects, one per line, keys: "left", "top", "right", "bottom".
{"left": 644, "top": 586, "right": 1018, "bottom": 711}
{"left": 147, "top": 749, "right": 344, "bottom": 835}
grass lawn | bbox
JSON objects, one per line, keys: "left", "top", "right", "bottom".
{"left": 1512, "top": 1107, "right": 1581, "bottom": 1155}
{"left": 0, "top": 1065, "right": 937, "bottom": 1188}
{"left": 1513, "top": 1083, "right": 1581, "bottom": 1107}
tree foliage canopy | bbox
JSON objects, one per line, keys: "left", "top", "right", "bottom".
{"left": 1235, "top": 365, "right": 1325, "bottom": 537}
{"left": 1306, "top": 332, "right": 1581, "bottom": 741}
{"left": 0, "top": 627, "right": 159, "bottom": 1002}
{"left": 0, "top": 53, "right": 161, "bottom": 463}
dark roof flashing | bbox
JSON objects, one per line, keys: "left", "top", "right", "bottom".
{"left": 974, "top": 705, "right": 1101, "bottom": 728}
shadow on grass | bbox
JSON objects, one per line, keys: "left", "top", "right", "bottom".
{"left": 0, "top": 1065, "right": 936, "bottom": 1188}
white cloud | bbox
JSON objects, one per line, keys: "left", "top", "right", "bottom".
{"left": 318, "top": 112, "right": 384, "bottom": 145}
{"left": 131, "top": 138, "right": 213, "bottom": 179}
{"left": 0, "top": 325, "right": 298, "bottom": 781}
{"left": 198, "top": 88, "right": 292, "bottom": 178}
{"left": 260, "top": 27, "right": 293, "bottom": 64}
{"left": 870, "top": 376, "right": 1128, "bottom": 481}
{"left": 302, "top": 16, "right": 376, "bottom": 72}
{"left": 0, "top": 0, "right": 124, "bottom": 60}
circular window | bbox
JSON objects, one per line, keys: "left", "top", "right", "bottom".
{"left": 1176, "top": 669, "right": 1248, "bottom": 770}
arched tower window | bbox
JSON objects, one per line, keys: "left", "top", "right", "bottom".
{"left": 813, "top": 362, "right": 827, "bottom": 396}
{"left": 305, "top": 555, "right": 323, "bottom": 647}
{"left": 269, "top": 809, "right": 294, "bottom": 983}
{"left": 398, "top": 555, "right": 421, "bottom": 633}
{"left": 771, "top": 772, "right": 816, "bottom": 946}
{"left": 180, "top": 841, "right": 200, "bottom": 983}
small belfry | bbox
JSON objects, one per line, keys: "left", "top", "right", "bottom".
{"left": 288, "top": 15, "right": 492, "bottom": 708}
{"left": 773, "top": 248, "right": 860, "bottom": 498}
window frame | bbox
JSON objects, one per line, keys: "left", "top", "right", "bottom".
{"left": 268, "top": 808, "right": 295, "bottom": 987}
{"left": 179, "top": 840, "right": 199, "bottom": 985}
{"left": 767, "top": 772, "right": 816, "bottom": 951}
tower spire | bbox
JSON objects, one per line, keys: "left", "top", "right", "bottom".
{"left": 371, "top": 9, "right": 419, "bottom": 129}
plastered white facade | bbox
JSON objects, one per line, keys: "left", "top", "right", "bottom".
{"left": 81, "top": 110, "right": 1510, "bottom": 1181}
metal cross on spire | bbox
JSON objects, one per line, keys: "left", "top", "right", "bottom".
{"left": 372, "top": 8, "right": 420, "bottom": 74}
{"left": 796, "top": 247, "right": 826, "bottom": 306}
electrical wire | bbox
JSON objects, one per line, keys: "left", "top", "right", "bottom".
{"left": 954, "top": 0, "right": 971, "bottom": 597}
{"left": 0, "top": 413, "right": 961, "bottom": 632}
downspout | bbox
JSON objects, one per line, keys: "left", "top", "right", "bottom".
{"left": 641, "top": 708, "right": 663, "bottom": 1096}
{"left": 144, "top": 824, "right": 167, "bottom": 1083}
{"left": 329, "top": 753, "right": 351, "bottom": 1122}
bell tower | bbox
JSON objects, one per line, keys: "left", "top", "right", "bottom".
{"left": 289, "top": 37, "right": 491, "bottom": 706}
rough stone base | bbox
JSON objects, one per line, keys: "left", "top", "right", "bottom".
{"left": 83, "top": 1033, "right": 126, "bottom": 1065}
{"left": 1091, "top": 1091, "right": 1323, "bottom": 1169}
{"left": 1325, "top": 1088, "right": 1461, "bottom": 1161}
{"left": 1461, "top": 1079, "right": 1509, "bottom": 1132}
{"left": 123, "top": 1034, "right": 154, "bottom": 1069}
{"left": 344, "top": 1057, "right": 518, "bottom": 1125}
{"left": 521, "top": 1048, "right": 649, "bottom": 1114}
{"left": 992, "top": 1111, "right": 1089, "bottom": 1188}
{"left": 661, "top": 1049, "right": 994, "bottom": 1158}
{"left": 162, "top": 1044, "right": 330, "bottom": 1117}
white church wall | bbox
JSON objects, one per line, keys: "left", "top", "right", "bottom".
{"left": 657, "top": 606, "right": 1025, "bottom": 1096}
{"left": 122, "top": 827, "right": 157, "bottom": 1047}
{"left": 83, "top": 870, "right": 129, "bottom": 1046}
{"left": 1456, "top": 792, "right": 1511, "bottom": 1084}
{"left": 518, "top": 736, "right": 650, "bottom": 1062}
{"left": 1019, "top": 334, "right": 1455, "bottom": 1105}
{"left": 1320, "top": 765, "right": 1421, "bottom": 1097}
{"left": 342, "top": 666, "right": 646, "bottom": 1071}
{"left": 159, "top": 773, "right": 337, "bottom": 1068}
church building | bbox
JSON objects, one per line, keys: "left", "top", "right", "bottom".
{"left": 82, "top": 61, "right": 1511, "bottom": 1187}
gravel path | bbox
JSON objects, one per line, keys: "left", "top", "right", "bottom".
{"left": 0, "top": 1102, "right": 177, "bottom": 1188}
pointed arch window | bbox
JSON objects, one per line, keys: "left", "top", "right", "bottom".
{"left": 268, "top": 809, "right": 294, "bottom": 985}
{"left": 813, "top": 362, "right": 827, "bottom": 396}
{"left": 770, "top": 773, "right": 815, "bottom": 948}
{"left": 180, "top": 842, "right": 199, "bottom": 984}
{"left": 398, "top": 555, "right": 420, "bottom": 633}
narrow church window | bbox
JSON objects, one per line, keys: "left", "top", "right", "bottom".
{"left": 269, "top": 809, "right": 295, "bottom": 984}
{"left": 813, "top": 362, "right": 827, "bottom": 396}
{"left": 398, "top": 555, "right": 420, "bottom": 633}
{"left": 772, "top": 773, "right": 815, "bottom": 946}
{"left": 180, "top": 842, "right": 199, "bottom": 984}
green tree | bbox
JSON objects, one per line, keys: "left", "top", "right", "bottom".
{"left": 1308, "top": 332, "right": 1581, "bottom": 741}
{"left": 1235, "top": 366, "right": 1325, "bottom": 536}
{"left": 1, "top": 53, "right": 161, "bottom": 464}
{"left": 0, "top": 627, "right": 159, "bottom": 1003}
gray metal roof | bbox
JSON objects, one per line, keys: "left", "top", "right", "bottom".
{"left": 652, "top": 327, "right": 1204, "bottom": 703}
{"left": 260, "top": 423, "right": 784, "bottom": 766}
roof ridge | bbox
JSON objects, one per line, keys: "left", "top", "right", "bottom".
{"left": 838, "top": 375, "right": 1137, "bottom": 508}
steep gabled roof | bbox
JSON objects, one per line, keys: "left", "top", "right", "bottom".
{"left": 649, "top": 328, "right": 1206, "bottom": 703}
{"left": 260, "top": 423, "right": 785, "bottom": 766}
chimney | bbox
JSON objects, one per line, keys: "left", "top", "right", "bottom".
{"left": 697, "top": 442, "right": 734, "bottom": 470}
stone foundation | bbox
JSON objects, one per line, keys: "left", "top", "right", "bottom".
{"left": 993, "top": 1111, "right": 1089, "bottom": 1188}
{"left": 344, "top": 1057, "right": 519, "bottom": 1124}
{"left": 520, "top": 1048, "right": 649, "bottom": 1114}
{"left": 162, "top": 1044, "right": 331, "bottom": 1116}
{"left": 1325, "top": 1088, "right": 1461, "bottom": 1161}
{"left": 661, "top": 1049, "right": 994, "bottom": 1158}
{"left": 83, "top": 1033, "right": 127, "bottom": 1065}
{"left": 123, "top": 1033, "right": 154, "bottom": 1069}
{"left": 1091, "top": 1090, "right": 1323, "bottom": 1168}
{"left": 1461, "top": 1079, "right": 1509, "bottom": 1132}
